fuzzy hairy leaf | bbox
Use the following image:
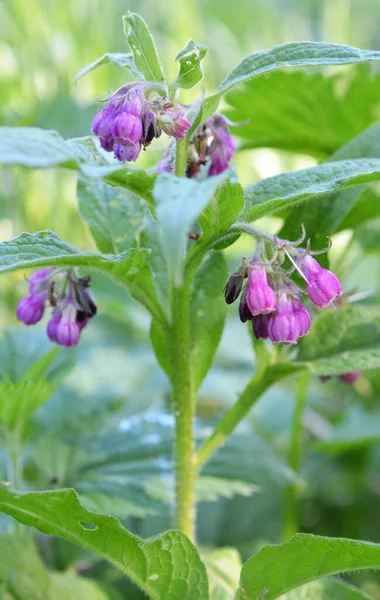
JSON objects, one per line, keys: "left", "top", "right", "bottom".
{"left": 75, "top": 52, "right": 141, "bottom": 80}
{"left": 0, "top": 488, "right": 209, "bottom": 600}
{"left": 244, "top": 158, "right": 380, "bottom": 221}
{"left": 173, "top": 40, "right": 208, "bottom": 89}
{"left": 237, "top": 533, "right": 380, "bottom": 599}
{"left": 123, "top": 12, "right": 165, "bottom": 84}
{"left": 296, "top": 306, "right": 380, "bottom": 376}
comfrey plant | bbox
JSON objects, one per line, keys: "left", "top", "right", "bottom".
{"left": 1, "top": 11, "right": 380, "bottom": 600}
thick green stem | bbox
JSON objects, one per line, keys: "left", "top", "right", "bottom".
{"left": 174, "top": 139, "right": 189, "bottom": 177}
{"left": 283, "top": 370, "right": 310, "bottom": 540}
{"left": 171, "top": 282, "right": 196, "bottom": 541}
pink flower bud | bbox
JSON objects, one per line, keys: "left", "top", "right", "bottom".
{"left": 92, "top": 105, "right": 115, "bottom": 140}
{"left": 339, "top": 371, "right": 360, "bottom": 384}
{"left": 16, "top": 294, "right": 46, "bottom": 325}
{"left": 112, "top": 112, "right": 142, "bottom": 145}
{"left": 298, "top": 255, "right": 342, "bottom": 308}
{"left": 246, "top": 263, "right": 276, "bottom": 316}
{"left": 158, "top": 106, "right": 191, "bottom": 139}
{"left": 292, "top": 299, "right": 311, "bottom": 337}
{"left": 267, "top": 293, "right": 300, "bottom": 344}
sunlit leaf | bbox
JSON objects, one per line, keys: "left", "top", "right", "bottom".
{"left": 75, "top": 52, "right": 141, "bottom": 80}
{"left": 123, "top": 12, "right": 165, "bottom": 84}
{"left": 204, "top": 547, "right": 242, "bottom": 600}
{"left": 173, "top": 40, "right": 208, "bottom": 89}
{"left": 286, "top": 578, "right": 374, "bottom": 599}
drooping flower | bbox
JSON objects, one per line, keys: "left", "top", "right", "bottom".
{"left": 92, "top": 83, "right": 190, "bottom": 163}
{"left": 297, "top": 254, "right": 342, "bottom": 308}
{"left": 267, "top": 293, "right": 301, "bottom": 345}
{"left": 17, "top": 268, "right": 97, "bottom": 347}
{"left": 207, "top": 114, "right": 236, "bottom": 176}
{"left": 252, "top": 314, "right": 270, "bottom": 340}
{"left": 246, "top": 262, "right": 277, "bottom": 316}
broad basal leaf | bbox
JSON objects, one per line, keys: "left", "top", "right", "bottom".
{"left": 173, "top": 40, "right": 208, "bottom": 89}
{"left": 0, "top": 127, "right": 156, "bottom": 204}
{"left": 75, "top": 52, "right": 141, "bottom": 80}
{"left": 296, "top": 305, "right": 380, "bottom": 376}
{"left": 77, "top": 177, "right": 145, "bottom": 254}
{"left": 237, "top": 533, "right": 380, "bottom": 599}
{"left": 123, "top": 12, "right": 165, "bottom": 84}
{"left": 0, "top": 488, "right": 209, "bottom": 600}
{"left": 202, "top": 42, "right": 380, "bottom": 121}
{"left": 244, "top": 157, "right": 380, "bottom": 221}
{"left": 154, "top": 172, "right": 226, "bottom": 284}
{"left": 191, "top": 252, "right": 227, "bottom": 389}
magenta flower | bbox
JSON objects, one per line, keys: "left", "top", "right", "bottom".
{"left": 246, "top": 263, "right": 276, "bottom": 316}
{"left": 16, "top": 294, "right": 46, "bottom": 325}
{"left": 267, "top": 293, "right": 301, "bottom": 344}
{"left": 112, "top": 112, "right": 143, "bottom": 145}
{"left": 208, "top": 115, "right": 235, "bottom": 176}
{"left": 292, "top": 298, "right": 311, "bottom": 337}
{"left": 297, "top": 254, "right": 342, "bottom": 308}
{"left": 339, "top": 371, "right": 360, "bottom": 384}
{"left": 55, "top": 305, "right": 81, "bottom": 347}
{"left": 113, "top": 142, "right": 141, "bottom": 162}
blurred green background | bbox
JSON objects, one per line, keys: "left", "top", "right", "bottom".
{"left": 2, "top": 0, "right": 380, "bottom": 598}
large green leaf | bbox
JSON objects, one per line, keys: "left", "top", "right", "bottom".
{"left": 77, "top": 177, "right": 145, "bottom": 254}
{"left": 286, "top": 579, "right": 374, "bottom": 599}
{"left": 191, "top": 252, "right": 227, "bottom": 389}
{"left": 202, "top": 42, "right": 380, "bottom": 121}
{"left": 279, "top": 122, "right": 380, "bottom": 245}
{"left": 0, "top": 127, "right": 156, "bottom": 204}
{"left": 225, "top": 67, "right": 380, "bottom": 158}
{"left": 153, "top": 173, "right": 226, "bottom": 284}
{"left": 123, "top": 12, "right": 165, "bottom": 84}
{"left": 0, "top": 230, "right": 147, "bottom": 284}
{"left": 0, "top": 488, "right": 209, "bottom": 600}
{"left": 296, "top": 305, "right": 380, "bottom": 376}
{"left": 237, "top": 533, "right": 380, "bottom": 599}
{"left": 173, "top": 40, "right": 208, "bottom": 89}
{"left": 244, "top": 157, "right": 380, "bottom": 221}
{"left": 199, "top": 179, "right": 244, "bottom": 240}
{"left": 75, "top": 52, "right": 141, "bottom": 80}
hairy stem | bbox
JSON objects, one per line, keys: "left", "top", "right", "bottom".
{"left": 283, "top": 370, "right": 311, "bottom": 540}
{"left": 171, "top": 282, "right": 196, "bottom": 541}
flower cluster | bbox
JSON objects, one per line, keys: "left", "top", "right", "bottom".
{"left": 92, "top": 83, "right": 191, "bottom": 162}
{"left": 16, "top": 268, "right": 97, "bottom": 347}
{"left": 157, "top": 113, "right": 235, "bottom": 178}
{"left": 225, "top": 232, "right": 342, "bottom": 345}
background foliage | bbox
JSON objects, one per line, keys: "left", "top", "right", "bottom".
{"left": 2, "top": 0, "right": 380, "bottom": 599}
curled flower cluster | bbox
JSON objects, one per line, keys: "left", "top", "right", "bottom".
{"left": 157, "top": 113, "right": 235, "bottom": 178}
{"left": 16, "top": 268, "right": 97, "bottom": 347}
{"left": 224, "top": 232, "right": 342, "bottom": 345}
{"left": 92, "top": 83, "right": 191, "bottom": 162}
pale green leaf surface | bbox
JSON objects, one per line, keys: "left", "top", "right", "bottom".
{"left": 0, "top": 488, "right": 209, "bottom": 600}
{"left": 154, "top": 173, "right": 226, "bottom": 284}
{"left": 77, "top": 177, "right": 145, "bottom": 254}
{"left": 296, "top": 306, "right": 380, "bottom": 376}
{"left": 204, "top": 547, "right": 242, "bottom": 600}
{"left": 202, "top": 42, "right": 380, "bottom": 121}
{"left": 286, "top": 579, "right": 374, "bottom": 599}
{"left": 191, "top": 252, "right": 228, "bottom": 389}
{"left": 237, "top": 533, "right": 380, "bottom": 599}
{"left": 173, "top": 40, "right": 208, "bottom": 89}
{"left": 0, "top": 379, "right": 55, "bottom": 433}
{"left": 75, "top": 52, "right": 141, "bottom": 80}
{"left": 50, "top": 573, "right": 110, "bottom": 600}
{"left": 315, "top": 406, "right": 380, "bottom": 454}
{"left": 244, "top": 158, "right": 380, "bottom": 221}
{"left": 123, "top": 12, "right": 165, "bottom": 84}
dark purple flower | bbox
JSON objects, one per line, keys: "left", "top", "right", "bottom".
{"left": 267, "top": 293, "right": 300, "bottom": 344}
{"left": 99, "top": 138, "right": 115, "bottom": 152}
{"left": 113, "top": 142, "right": 141, "bottom": 162}
{"left": 297, "top": 255, "right": 342, "bottom": 308}
{"left": 16, "top": 294, "right": 46, "bottom": 325}
{"left": 339, "top": 371, "right": 360, "bottom": 384}
{"left": 252, "top": 313, "right": 270, "bottom": 340}
{"left": 239, "top": 291, "right": 253, "bottom": 323}
{"left": 47, "top": 310, "right": 61, "bottom": 342}
{"left": 246, "top": 263, "right": 276, "bottom": 316}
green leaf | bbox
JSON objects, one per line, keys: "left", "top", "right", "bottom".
{"left": 0, "top": 379, "right": 55, "bottom": 433}
{"left": 286, "top": 579, "right": 374, "bottom": 599}
{"left": 123, "top": 12, "right": 165, "bottom": 84}
{"left": 50, "top": 573, "right": 110, "bottom": 600}
{"left": 0, "top": 534, "right": 51, "bottom": 599}
{"left": 77, "top": 177, "right": 145, "bottom": 254}
{"left": 279, "top": 122, "right": 380, "bottom": 245}
{"left": 204, "top": 547, "right": 242, "bottom": 600}
{"left": 199, "top": 179, "right": 244, "bottom": 240}
{"left": 173, "top": 40, "right": 208, "bottom": 89}
{"left": 75, "top": 52, "right": 141, "bottom": 80}
{"left": 237, "top": 533, "right": 380, "bottom": 600}
{"left": 0, "top": 230, "right": 148, "bottom": 284}
{"left": 154, "top": 173, "right": 226, "bottom": 284}
{"left": 338, "top": 187, "right": 380, "bottom": 232}
{"left": 0, "top": 488, "right": 209, "bottom": 600}
{"left": 296, "top": 306, "right": 380, "bottom": 376}
{"left": 225, "top": 67, "right": 380, "bottom": 158}
{"left": 244, "top": 158, "right": 380, "bottom": 221}
{"left": 0, "top": 127, "right": 156, "bottom": 205}
{"left": 191, "top": 252, "right": 227, "bottom": 389}
{"left": 202, "top": 42, "right": 380, "bottom": 121}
